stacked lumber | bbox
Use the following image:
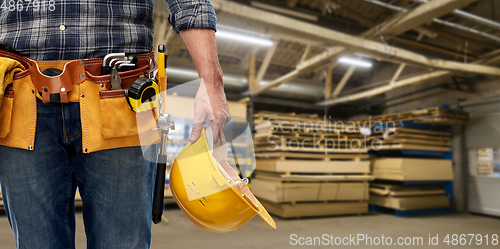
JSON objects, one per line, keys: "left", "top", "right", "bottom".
{"left": 252, "top": 112, "right": 372, "bottom": 218}
{"left": 476, "top": 148, "right": 494, "bottom": 176}
{"left": 360, "top": 107, "right": 469, "bottom": 125}
{"left": 372, "top": 158, "right": 454, "bottom": 181}
{"left": 254, "top": 112, "right": 369, "bottom": 153}
{"left": 371, "top": 127, "right": 451, "bottom": 152}
{"left": 369, "top": 183, "right": 451, "bottom": 210}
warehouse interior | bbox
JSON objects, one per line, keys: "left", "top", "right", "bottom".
{"left": 2, "top": 0, "right": 500, "bottom": 248}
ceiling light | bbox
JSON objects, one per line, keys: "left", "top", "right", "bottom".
{"left": 338, "top": 57, "right": 373, "bottom": 68}
{"left": 216, "top": 30, "right": 274, "bottom": 47}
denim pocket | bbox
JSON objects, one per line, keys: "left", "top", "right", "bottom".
{"left": 0, "top": 91, "right": 14, "bottom": 138}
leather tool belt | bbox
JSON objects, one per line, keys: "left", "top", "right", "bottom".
{"left": 0, "top": 49, "right": 165, "bottom": 153}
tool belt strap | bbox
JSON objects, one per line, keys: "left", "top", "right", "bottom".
{"left": 0, "top": 48, "right": 156, "bottom": 103}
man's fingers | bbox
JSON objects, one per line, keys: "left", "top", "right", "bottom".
{"left": 211, "top": 119, "right": 220, "bottom": 145}
{"left": 189, "top": 121, "right": 204, "bottom": 143}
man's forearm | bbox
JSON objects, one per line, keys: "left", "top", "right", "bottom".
{"left": 179, "top": 28, "right": 223, "bottom": 89}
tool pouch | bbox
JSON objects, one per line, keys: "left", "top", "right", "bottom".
{"left": 0, "top": 66, "right": 37, "bottom": 150}
{"left": 82, "top": 58, "right": 161, "bottom": 153}
{"left": 28, "top": 60, "right": 85, "bottom": 103}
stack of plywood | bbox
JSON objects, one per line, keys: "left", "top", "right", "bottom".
{"left": 371, "top": 127, "right": 451, "bottom": 152}
{"left": 369, "top": 183, "right": 451, "bottom": 210}
{"left": 371, "top": 158, "right": 454, "bottom": 181}
{"left": 477, "top": 148, "right": 494, "bottom": 176}
{"left": 370, "top": 158, "right": 453, "bottom": 211}
{"left": 252, "top": 112, "right": 373, "bottom": 218}
{"left": 254, "top": 112, "right": 369, "bottom": 153}
{"left": 359, "top": 107, "right": 470, "bottom": 125}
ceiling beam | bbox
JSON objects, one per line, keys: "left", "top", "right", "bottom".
{"left": 325, "top": 67, "right": 333, "bottom": 99}
{"left": 332, "top": 65, "right": 356, "bottom": 97}
{"left": 389, "top": 63, "right": 406, "bottom": 86}
{"left": 255, "top": 42, "right": 278, "bottom": 87}
{"left": 211, "top": 0, "right": 500, "bottom": 76}
{"left": 248, "top": 51, "right": 256, "bottom": 91}
{"left": 368, "top": 0, "right": 478, "bottom": 37}
{"left": 317, "top": 48, "right": 500, "bottom": 106}
{"left": 250, "top": 46, "right": 346, "bottom": 95}
{"left": 317, "top": 70, "right": 451, "bottom": 106}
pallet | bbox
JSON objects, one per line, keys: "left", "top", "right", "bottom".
{"left": 252, "top": 179, "right": 369, "bottom": 203}
{"left": 261, "top": 199, "right": 368, "bottom": 218}
{"left": 254, "top": 171, "right": 375, "bottom": 182}
{"left": 369, "top": 195, "right": 450, "bottom": 210}
{"left": 372, "top": 158, "right": 453, "bottom": 181}
{"left": 369, "top": 183, "right": 445, "bottom": 197}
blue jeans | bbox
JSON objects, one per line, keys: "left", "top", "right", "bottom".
{"left": 0, "top": 99, "right": 155, "bottom": 248}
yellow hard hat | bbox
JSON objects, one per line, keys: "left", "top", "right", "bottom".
{"left": 169, "top": 126, "right": 276, "bottom": 232}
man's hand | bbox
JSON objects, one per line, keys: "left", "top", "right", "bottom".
{"left": 179, "top": 28, "right": 231, "bottom": 144}
{"left": 190, "top": 78, "right": 230, "bottom": 144}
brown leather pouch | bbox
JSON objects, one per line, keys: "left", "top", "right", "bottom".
{"left": 28, "top": 59, "right": 85, "bottom": 103}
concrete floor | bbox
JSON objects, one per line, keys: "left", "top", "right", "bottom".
{"left": 0, "top": 207, "right": 498, "bottom": 248}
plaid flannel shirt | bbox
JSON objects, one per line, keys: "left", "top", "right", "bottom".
{"left": 0, "top": 0, "right": 216, "bottom": 60}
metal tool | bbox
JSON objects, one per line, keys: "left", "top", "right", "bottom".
{"left": 102, "top": 53, "right": 125, "bottom": 75}
{"left": 152, "top": 103, "right": 175, "bottom": 224}
{"left": 120, "top": 55, "right": 138, "bottom": 72}
{"left": 110, "top": 67, "right": 122, "bottom": 90}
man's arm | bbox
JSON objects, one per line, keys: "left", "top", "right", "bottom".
{"left": 164, "top": 0, "right": 229, "bottom": 143}
{"left": 180, "top": 28, "right": 231, "bottom": 143}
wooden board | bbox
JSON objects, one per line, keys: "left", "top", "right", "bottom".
{"left": 374, "top": 144, "right": 451, "bottom": 152}
{"left": 372, "top": 158, "right": 453, "bottom": 181}
{"left": 261, "top": 199, "right": 368, "bottom": 218}
{"left": 255, "top": 152, "right": 369, "bottom": 160}
{"left": 358, "top": 107, "right": 470, "bottom": 125}
{"left": 254, "top": 121, "right": 359, "bottom": 133}
{"left": 252, "top": 179, "right": 369, "bottom": 203}
{"left": 369, "top": 195, "right": 450, "bottom": 210}
{"left": 381, "top": 138, "right": 451, "bottom": 146}
{"left": 255, "top": 171, "right": 375, "bottom": 182}
{"left": 256, "top": 159, "right": 370, "bottom": 174}
{"left": 369, "top": 183, "right": 444, "bottom": 197}
{"left": 255, "top": 145, "right": 367, "bottom": 153}
{"left": 383, "top": 128, "right": 450, "bottom": 136}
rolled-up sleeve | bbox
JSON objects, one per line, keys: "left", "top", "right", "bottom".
{"left": 164, "top": 0, "right": 217, "bottom": 34}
